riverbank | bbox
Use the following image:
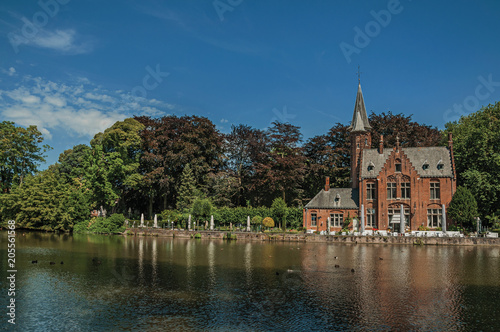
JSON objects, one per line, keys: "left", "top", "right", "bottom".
{"left": 127, "top": 228, "right": 500, "bottom": 246}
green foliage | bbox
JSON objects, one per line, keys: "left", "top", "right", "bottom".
{"left": 271, "top": 197, "right": 288, "bottom": 230}
{"left": 251, "top": 215, "right": 262, "bottom": 225}
{"left": 448, "top": 186, "right": 478, "bottom": 230}
{"left": 0, "top": 121, "right": 51, "bottom": 191}
{"left": 445, "top": 102, "right": 500, "bottom": 224}
{"left": 73, "top": 213, "right": 126, "bottom": 234}
{"left": 191, "top": 198, "right": 212, "bottom": 222}
{"left": 176, "top": 164, "right": 197, "bottom": 211}
{"left": 0, "top": 168, "right": 89, "bottom": 231}
{"left": 262, "top": 217, "right": 274, "bottom": 228}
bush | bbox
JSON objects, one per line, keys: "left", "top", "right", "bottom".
{"left": 262, "top": 217, "right": 274, "bottom": 229}
{"left": 73, "top": 213, "right": 126, "bottom": 234}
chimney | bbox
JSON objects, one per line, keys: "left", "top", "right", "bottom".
{"left": 448, "top": 132, "right": 453, "bottom": 149}
{"left": 379, "top": 134, "right": 384, "bottom": 154}
{"left": 325, "top": 176, "right": 330, "bottom": 192}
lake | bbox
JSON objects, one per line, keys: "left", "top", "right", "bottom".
{"left": 1, "top": 232, "right": 500, "bottom": 331}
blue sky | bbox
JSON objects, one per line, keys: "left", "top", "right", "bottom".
{"left": 1, "top": 0, "right": 500, "bottom": 167}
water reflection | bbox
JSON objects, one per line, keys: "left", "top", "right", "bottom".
{"left": 2, "top": 232, "right": 500, "bottom": 331}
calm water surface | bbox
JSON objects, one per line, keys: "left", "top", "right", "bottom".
{"left": 1, "top": 232, "right": 500, "bottom": 331}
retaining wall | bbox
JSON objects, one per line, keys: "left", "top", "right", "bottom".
{"left": 128, "top": 229, "right": 500, "bottom": 246}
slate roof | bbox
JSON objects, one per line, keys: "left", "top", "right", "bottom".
{"left": 305, "top": 188, "right": 359, "bottom": 209}
{"left": 349, "top": 84, "right": 371, "bottom": 132}
{"left": 360, "top": 146, "right": 454, "bottom": 178}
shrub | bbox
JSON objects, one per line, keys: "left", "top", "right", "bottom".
{"left": 262, "top": 217, "right": 274, "bottom": 229}
{"left": 73, "top": 213, "right": 126, "bottom": 234}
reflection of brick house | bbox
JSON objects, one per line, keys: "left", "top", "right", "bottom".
{"left": 303, "top": 84, "right": 457, "bottom": 232}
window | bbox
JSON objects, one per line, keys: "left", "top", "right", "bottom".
{"left": 311, "top": 213, "right": 317, "bottom": 227}
{"left": 395, "top": 163, "right": 402, "bottom": 172}
{"left": 437, "top": 163, "right": 444, "bottom": 170}
{"left": 401, "top": 182, "right": 410, "bottom": 199}
{"left": 430, "top": 182, "right": 440, "bottom": 200}
{"left": 423, "top": 163, "right": 429, "bottom": 170}
{"left": 365, "top": 138, "right": 368, "bottom": 146}
{"left": 388, "top": 208, "right": 410, "bottom": 229}
{"left": 330, "top": 213, "right": 343, "bottom": 227}
{"left": 387, "top": 182, "right": 397, "bottom": 199}
{"left": 367, "top": 183, "right": 376, "bottom": 200}
{"left": 366, "top": 208, "right": 376, "bottom": 227}
{"left": 368, "top": 165, "right": 374, "bottom": 171}
{"left": 427, "top": 208, "right": 442, "bottom": 228}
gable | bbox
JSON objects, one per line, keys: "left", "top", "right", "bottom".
{"left": 360, "top": 146, "right": 454, "bottom": 179}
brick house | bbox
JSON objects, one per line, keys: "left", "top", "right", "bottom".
{"left": 303, "top": 83, "right": 457, "bottom": 233}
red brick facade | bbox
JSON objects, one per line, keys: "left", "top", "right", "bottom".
{"left": 303, "top": 84, "right": 457, "bottom": 233}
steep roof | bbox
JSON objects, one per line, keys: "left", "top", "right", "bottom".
{"left": 360, "top": 146, "right": 454, "bottom": 178}
{"left": 305, "top": 188, "right": 359, "bottom": 209}
{"left": 349, "top": 83, "right": 371, "bottom": 132}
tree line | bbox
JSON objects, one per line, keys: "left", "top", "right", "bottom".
{"left": 1, "top": 102, "right": 499, "bottom": 232}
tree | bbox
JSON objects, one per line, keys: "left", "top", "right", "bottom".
{"left": 0, "top": 168, "right": 89, "bottom": 231}
{"left": 135, "top": 115, "right": 224, "bottom": 211}
{"left": 262, "top": 217, "right": 274, "bottom": 229}
{"left": 448, "top": 186, "right": 478, "bottom": 230}
{"left": 444, "top": 102, "right": 500, "bottom": 224}
{"left": 89, "top": 118, "right": 144, "bottom": 213}
{"left": 271, "top": 197, "right": 288, "bottom": 230}
{"left": 177, "top": 164, "right": 197, "bottom": 212}
{"left": 303, "top": 123, "right": 351, "bottom": 199}
{"left": 368, "top": 111, "right": 442, "bottom": 148}
{"left": 191, "top": 197, "right": 212, "bottom": 227}
{"left": 0, "top": 121, "right": 51, "bottom": 191}
{"left": 57, "top": 144, "right": 91, "bottom": 183}
{"left": 253, "top": 122, "right": 306, "bottom": 205}
{"left": 225, "top": 124, "right": 267, "bottom": 206}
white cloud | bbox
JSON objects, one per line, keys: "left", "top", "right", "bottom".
{"left": 220, "top": 118, "right": 228, "bottom": 123}
{"left": 8, "top": 67, "right": 16, "bottom": 76}
{"left": 13, "top": 28, "right": 93, "bottom": 54}
{"left": 0, "top": 76, "right": 178, "bottom": 139}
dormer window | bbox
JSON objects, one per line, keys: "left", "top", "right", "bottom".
{"left": 335, "top": 193, "right": 341, "bottom": 205}
{"left": 367, "top": 161, "right": 375, "bottom": 172}
{"left": 437, "top": 160, "right": 444, "bottom": 170}
{"left": 422, "top": 160, "right": 429, "bottom": 170}
{"left": 395, "top": 159, "right": 402, "bottom": 172}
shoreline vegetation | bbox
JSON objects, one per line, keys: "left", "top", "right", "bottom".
{"left": 2, "top": 104, "right": 500, "bottom": 235}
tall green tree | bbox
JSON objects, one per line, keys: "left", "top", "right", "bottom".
{"left": 448, "top": 186, "right": 478, "bottom": 230}
{"left": 57, "top": 144, "right": 91, "bottom": 183}
{"left": 0, "top": 121, "right": 51, "bottom": 191}
{"left": 176, "top": 164, "right": 197, "bottom": 212}
{"left": 271, "top": 197, "right": 288, "bottom": 230}
{"left": 444, "top": 102, "right": 500, "bottom": 224}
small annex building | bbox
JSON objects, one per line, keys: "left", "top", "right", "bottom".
{"left": 303, "top": 83, "right": 457, "bottom": 233}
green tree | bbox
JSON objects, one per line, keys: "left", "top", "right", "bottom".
{"left": 177, "top": 164, "right": 197, "bottom": 212}
{"left": 0, "top": 168, "right": 89, "bottom": 231}
{"left": 88, "top": 118, "right": 144, "bottom": 214}
{"left": 57, "top": 144, "right": 91, "bottom": 183}
{"left": 444, "top": 102, "right": 500, "bottom": 224}
{"left": 271, "top": 197, "right": 288, "bottom": 230}
{"left": 448, "top": 186, "right": 478, "bottom": 230}
{"left": 0, "top": 121, "right": 51, "bottom": 191}
{"left": 191, "top": 197, "right": 212, "bottom": 227}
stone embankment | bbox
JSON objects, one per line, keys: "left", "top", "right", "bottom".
{"left": 128, "top": 228, "right": 500, "bottom": 246}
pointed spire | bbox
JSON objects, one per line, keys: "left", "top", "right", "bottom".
{"left": 349, "top": 83, "right": 371, "bottom": 132}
